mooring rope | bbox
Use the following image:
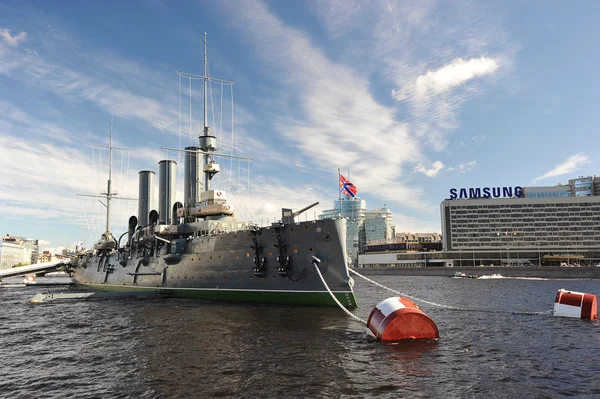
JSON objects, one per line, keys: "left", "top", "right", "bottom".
{"left": 311, "top": 257, "right": 367, "bottom": 325}
{"left": 348, "top": 268, "right": 551, "bottom": 316}
{"left": 349, "top": 268, "right": 460, "bottom": 310}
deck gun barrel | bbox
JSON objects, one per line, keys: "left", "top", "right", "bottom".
{"left": 294, "top": 201, "right": 319, "bottom": 217}
{"left": 281, "top": 201, "right": 320, "bottom": 224}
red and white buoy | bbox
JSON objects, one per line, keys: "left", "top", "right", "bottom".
{"left": 23, "top": 274, "right": 37, "bottom": 285}
{"left": 367, "top": 297, "right": 439, "bottom": 342}
{"left": 554, "top": 289, "right": 597, "bottom": 320}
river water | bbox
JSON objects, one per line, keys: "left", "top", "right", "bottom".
{"left": 0, "top": 275, "right": 598, "bottom": 398}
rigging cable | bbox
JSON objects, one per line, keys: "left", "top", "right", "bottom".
{"left": 218, "top": 167, "right": 255, "bottom": 221}
{"left": 178, "top": 73, "right": 182, "bottom": 166}
{"left": 189, "top": 76, "right": 192, "bottom": 142}
{"left": 219, "top": 81, "right": 223, "bottom": 141}
{"left": 230, "top": 84, "right": 234, "bottom": 193}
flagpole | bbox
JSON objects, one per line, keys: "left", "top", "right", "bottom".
{"left": 348, "top": 169, "right": 354, "bottom": 219}
{"left": 338, "top": 168, "right": 343, "bottom": 218}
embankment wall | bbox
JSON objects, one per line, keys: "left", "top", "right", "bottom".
{"left": 355, "top": 266, "right": 600, "bottom": 279}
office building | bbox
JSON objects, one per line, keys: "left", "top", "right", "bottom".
{"left": 319, "top": 198, "right": 396, "bottom": 264}
{"left": 364, "top": 207, "right": 394, "bottom": 243}
{"left": 0, "top": 235, "right": 25, "bottom": 269}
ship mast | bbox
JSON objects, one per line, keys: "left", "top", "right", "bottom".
{"left": 78, "top": 119, "right": 135, "bottom": 237}
{"left": 203, "top": 32, "right": 208, "bottom": 140}
{"left": 199, "top": 32, "right": 217, "bottom": 193}
{"left": 173, "top": 36, "right": 252, "bottom": 208}
{"left": 102, "top": 118, "right": 116, "bottom": 232}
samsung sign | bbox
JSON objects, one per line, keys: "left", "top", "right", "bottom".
{"left": 449, "top": 186, "right": 523, "bottom": 200}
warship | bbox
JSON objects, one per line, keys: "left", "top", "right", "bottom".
{"left": 65, "top": 34, "right": 357, "bottom": 308}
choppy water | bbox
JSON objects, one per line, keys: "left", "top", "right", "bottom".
{"left": 1, "top": 275, "right": 599, "bottom": 398}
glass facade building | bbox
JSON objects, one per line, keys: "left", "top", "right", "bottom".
{"left": 523, "top": 185, "right": 571, "bottom": 198}
{"left": 319, "top": 197, "right": 367, "bottom": 263}
{"left": 569, "top": 177, "right": 594, "bottom": 197}
{"left": 364, "top": 207, "right": 394, "bottom": 243}
{"left": 319, "top": 198, "right": 394, "bottom": 264}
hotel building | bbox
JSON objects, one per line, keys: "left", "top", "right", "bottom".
{"left": 359, "top": 176, "right": 600, "bottom": 268}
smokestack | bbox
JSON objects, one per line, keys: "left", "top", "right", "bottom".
{"left": 127, "top": 215, "right": 137, "bottom": 246}
{"left": 184, "top": 146, "right": 202, "bottom": 209}
{"left": 158, "top": 160, "right": 177, "bottom": 224}
{"left": 172, "top": 202, "right": 183, "bottom": 225}
{"left": 138, "top": 170, "right": 155, "bottom": 227}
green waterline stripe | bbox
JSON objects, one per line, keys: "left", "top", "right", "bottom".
{"left": 75, "top": 283, "right": 358, "bottom": 308}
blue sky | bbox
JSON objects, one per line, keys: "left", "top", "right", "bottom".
{"left": 1, "top": 0, "right": 599, "bottom": 252}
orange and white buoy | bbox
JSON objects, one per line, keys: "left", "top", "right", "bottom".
{"left": 554, "top": 289, "right": 597, "bottom": 320}
{"left": 23, "top": 274, "right": 37, "bottom": 285}
{"left": 367, "top": 297, "right": 439, "bottom": 342}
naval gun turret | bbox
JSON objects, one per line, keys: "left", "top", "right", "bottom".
{"left": 281, "top": 201, "right": 319, "bottom": 224}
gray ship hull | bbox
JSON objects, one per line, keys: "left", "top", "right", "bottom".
{"left": 69, "top": 218, "right": 357, "bottom": 308}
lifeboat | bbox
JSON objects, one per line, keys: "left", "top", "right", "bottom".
{"left": 198, "top": 203, "right": 234, "bottom": 216}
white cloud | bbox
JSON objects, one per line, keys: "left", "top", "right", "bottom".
{"left": 413, "top": 161, "right": 445, "bottom": 177}
{"left": 402, "top": 57, "right": 499, "bottom": 101}
{"left": 0, "top": 131, "right": 140, "bottom": 244}
{"left": 221, "top": 0, "right": 427, "bottom": 210}
{"left": 533, "top": 153, "right": 590, "bottom": 182}
{"left": 0, "top": 28, "right": 27, "bottom": 47}
{"left": 0, "top": 36, "right": 179, "bottom": 136}
{"left": 447, "top": 160, "right": 477, "bottom": 173}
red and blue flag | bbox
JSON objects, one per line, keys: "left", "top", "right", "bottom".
{"left": 340, "top": 174, "right": 358, "bottom": 198}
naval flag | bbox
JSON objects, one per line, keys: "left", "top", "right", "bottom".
{"left": 340, "top": 174, "right": 358, "bottom": 198}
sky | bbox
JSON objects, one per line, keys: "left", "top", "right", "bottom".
{"left": 1, "top": 0, "right": 599, "bottom": 252}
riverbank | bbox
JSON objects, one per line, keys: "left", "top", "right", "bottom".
{"left": 354, "top": 266, "right": 600, "bottom": 279}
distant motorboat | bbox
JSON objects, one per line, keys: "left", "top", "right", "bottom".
{"left": 450, "top": 272, "right": 479, "bottom": 279}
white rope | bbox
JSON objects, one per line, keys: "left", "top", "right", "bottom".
{"left": 349, "top": 268, "right": 460, "bottom": 310}
{"left": 348, "top": 268, "right": 551, "bottom": 315}
{"left": 312, "top": 258, "right": 367, "bottom": 325}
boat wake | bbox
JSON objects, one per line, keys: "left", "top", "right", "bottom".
{"left": 478, "top": 274, "right": 505, "bottom": 279}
